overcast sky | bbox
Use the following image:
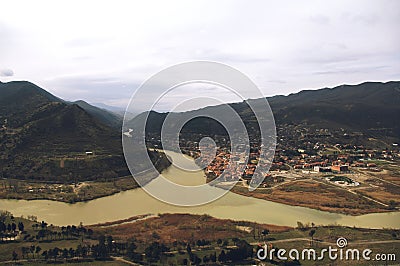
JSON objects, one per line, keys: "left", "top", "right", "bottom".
{"left": 0, "top": 0, "right": 399, "bottom": 111}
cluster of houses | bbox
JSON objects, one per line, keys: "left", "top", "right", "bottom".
{"left": 188, "top": 141, "right": 395, "bottom": 187}
{"left": 145, "top": 125, "right": 399, "bottom": 186}
{"left": 192, "top": 142, "right": 271, "bottom": 182}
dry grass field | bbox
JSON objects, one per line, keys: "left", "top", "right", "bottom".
{"left": 90, "top": 213, "right": 291, "bottom": 243}
{"left": 233, "top": 180, "right": 388, "bottom": 215}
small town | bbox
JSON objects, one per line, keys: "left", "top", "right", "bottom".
{"left": 146, "top": 123, "right": 400, "bottom": 214}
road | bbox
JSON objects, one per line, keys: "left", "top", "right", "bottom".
{"left": 310, "top": 177, "right": 390, "bottom": 208}
{"left": 356, "top": 168, "right": 400, "bottom": 188}
{"left": 111, "top": 256, "right": 142, "bottom": 265}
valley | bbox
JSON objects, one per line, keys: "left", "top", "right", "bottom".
{"left": 0, "top": 80, "right": 399, "bottom": 265}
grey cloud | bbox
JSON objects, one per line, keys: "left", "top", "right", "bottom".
{"left": 0, "top": 69, "right": 14, "bottom": 77}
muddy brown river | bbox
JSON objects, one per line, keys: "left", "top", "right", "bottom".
{"left": 0, "top": 151, "right": 399, "bottom": 228}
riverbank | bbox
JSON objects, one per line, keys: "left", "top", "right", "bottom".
{"left": 231, "top": 180, "right": 392, "bottom": 215}
{"left": 1, "top": 150, "right": 399, "bottom": 230}
{"left": 0, "top": 150, "right": 172, "bottom": 203}
{"left": 201, "top": 151, "right": 399, "bottom": 216}
{"left": 0, "top": 176, "right": 140, "bottom": 203}
{"left": 229, "top": 161, "right": 400, "bottom": 215}
{"left": 1, "top": 177, "right": 395, "bottom": 216}
{"left": 1, "top": 212, "right": 399, "bottom": 265}
{"left": 1, "top": 156, "right": 399, "bottom": 217}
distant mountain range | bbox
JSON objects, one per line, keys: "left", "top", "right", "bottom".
{"left": 0, "top": 81, "right": 161, "bottom": 182}
{"left": 73, "top": 100, "right": 122, "bottom": 129}
{"left": 91, "top": 102, "right": 138, "bottom": 121}
{"left": 267, "top": 81, "right": 400, "bottom": 137}
{"left": 1, "top": 80, "right": 398, "bottom": 181}
{"left": 127, "top": 81, "right": 400, "bottom": 143}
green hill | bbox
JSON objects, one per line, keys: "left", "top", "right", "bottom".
{"left": 266, "top": 81, "right": 400, "bottom": 142}
{"left": 0, "top": 81, "right": 166, "bottom": 182}
{"left": 127, "top": 81, "right": 400, "bottom": 144}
